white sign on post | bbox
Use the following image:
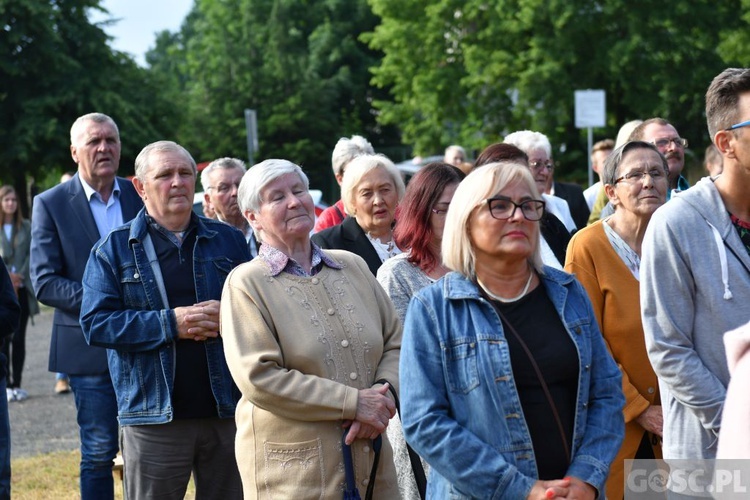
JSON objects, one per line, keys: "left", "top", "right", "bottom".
{"left": 575, "top": 90, "right": 606, "bottom": 129}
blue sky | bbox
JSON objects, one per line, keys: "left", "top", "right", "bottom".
{"left": 90, "top": 0, "right": 194, "bottom": 66}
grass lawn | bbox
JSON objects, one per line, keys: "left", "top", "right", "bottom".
{"left": 11, "top": 451, "right": 195, "bottom": 499}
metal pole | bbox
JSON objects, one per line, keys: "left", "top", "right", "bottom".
{"left": 245, "top": 109, "right": 258, "bottom": 166}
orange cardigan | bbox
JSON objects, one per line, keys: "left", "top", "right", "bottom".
{"left": 565, "top": 220, "right": 661, "bottom": 500}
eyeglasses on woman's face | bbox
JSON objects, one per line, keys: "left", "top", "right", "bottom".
{"left": 613, "top": 168, "right": 667, "bottom": 185}
{"left": 483, "top": 196, "right": 545, "bottom": 221}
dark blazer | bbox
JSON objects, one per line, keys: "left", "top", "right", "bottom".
{"left": 311, "top": 216, "right": 383, "bottom": 276}
{"left": 554, "top": 181, "right": 590, "bottom": 231}
{"left": 30, "top": 174, "right": 143, "bottom": 374}
{"left": 541, "top": 212, "right": 572, "bottom": 266}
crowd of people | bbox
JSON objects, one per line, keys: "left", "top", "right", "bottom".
{"left": 0, "top": 66, "right": 745, "bottom": 499}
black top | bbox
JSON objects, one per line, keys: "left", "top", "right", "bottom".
{"left": 149, "top": 224, "right": 217, "bottom": 419}
{"left": 311, "top": 216, "right": 383, "bottom": 275}
{"left": 540, "top": 212, "right": 571, "bottom": 265}
{"left": 553, "top": 181, "right": 590, "bottom": 231}
{"left": 492, "top": 284, "right": 578, "bottom": 480}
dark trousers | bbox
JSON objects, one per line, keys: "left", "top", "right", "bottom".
{"left": 3, "top": 291, "right": 28, "bottom": 389}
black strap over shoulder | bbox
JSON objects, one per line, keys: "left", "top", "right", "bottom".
{"left": 376, "top": 379, "right": 427, "bottom": 499}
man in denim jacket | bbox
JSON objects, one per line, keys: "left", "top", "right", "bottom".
{"left": 80, "top": 141, "right": 249, "bottom": 499}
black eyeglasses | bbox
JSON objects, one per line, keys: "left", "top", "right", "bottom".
{"left": 725, "top": 119, "right": 750, "bottom": 131}
{"left": 484, "top": 197, "right": 545, "bottom": 221}
{"left": 652, "top": 137, "right": 688, "bottom": 149}
{"left": 614, "top": 168, "right": 667, "bottom": 184}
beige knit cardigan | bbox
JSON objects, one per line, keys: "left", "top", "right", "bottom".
{"left": 220, "top": 249, "right": 402, "bottom": 499}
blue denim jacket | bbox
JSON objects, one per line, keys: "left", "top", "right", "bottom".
{"left": 400, "top": 268, "right": 624, "bottom": 499}
{"left": 80, "top": 209, "right": 250, "bottom": 426}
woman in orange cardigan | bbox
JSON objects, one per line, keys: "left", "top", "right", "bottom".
{"left": 565, "top": 141, "right": 667, "bottom": 499}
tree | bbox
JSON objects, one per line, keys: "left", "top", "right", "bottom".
{"left": 148, "top": 0, "right": 401, "bottom": 197}
{"left": 0, "top": 0, "right": 181, "bottom": 213}
{"left": 366, "top": 0, "right": 742, "bottom": 179}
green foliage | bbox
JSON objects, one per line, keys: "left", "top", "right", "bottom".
{"left": 0, "top": 0, "right": 181, "bottom": 209}
{"left": 366, "top": 0, "right": 745, "bottom": 179}
{"left": 147, "top": 0, "right": 401, "bottom": 196}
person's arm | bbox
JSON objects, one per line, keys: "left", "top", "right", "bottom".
{"left": 0, "top": 259, "right": 20, "bottom": 338}
{"left": 30, "top": 195, "right": 83, "bottom": 313}
{"left": 400, "top": 294, "right": 537, "bottom": 499}
{"left": 563, "top": 281, "right": 625, "bottom": 495}
{"left": 641, "top": 217, "right": 725, "bottom": 436}
{"left": 80, "top": 243, "right": 180, "bottom": 352}
{"left": 565, "top": 234, "right": 651, "bottom": 424}
{"left": 717, "top": 323, "right": 750, "bottom": 459}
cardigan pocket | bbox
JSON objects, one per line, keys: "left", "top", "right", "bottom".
{"left": 263, "top": 438, "right": 325, "bottom": 499}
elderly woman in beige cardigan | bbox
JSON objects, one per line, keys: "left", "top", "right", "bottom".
{"left": 220, "top": 159, "right": 401, "bottom": 499}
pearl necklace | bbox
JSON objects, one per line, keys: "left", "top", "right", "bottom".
{"left": 478, "top": 271, "right": 534, "bottom": 303}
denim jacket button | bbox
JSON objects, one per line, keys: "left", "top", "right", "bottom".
{"left": 327, "top": 308, "right": 335, "bottom": 315}
{"left": 341, "top": 340, "right": 349, "bottom": 348}
{"left": 133, "top": 273, "right": 139, "bottom": 279}
{"left": 583, "top": 402, "right": 589, "bottom": 408}
{"left": 362, "top": 478, "right": 369, "bottom": 486}
{"left": 311, "top": 277, "right": 319, "bottom": 284}
{"left": 575, "top": 327, "right": 582, "bottom": 334}
{"left": 585, "top": 364, "right": 591, "bottom": 371}
{"left": 363, "top": 445, "right": 370, "bottom": 452}
{"left": 349, "top": 372, "right": 358, "bottom": 380}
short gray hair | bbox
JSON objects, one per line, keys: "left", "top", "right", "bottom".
{"left": 503, "top": 130, "right": 552, "bottom": 157}
{"left": 200, "top": 157, "right": 247, "bottom": 192}
{"left": 238, "top": 159, "right": 310, "bottom": 213}
{"left": 601, "top": 141, "right": 668, "bottom": 186}
{"left": 70, "top": 113, "right": 119, "bottom": 144}
{"left": 341, "top": 154, "right": 405, "bottom": 215}
{"left": 444, "top": 144, "right": 466, "bottom": 158}
{"left": 134, "top": 141, "right": 196, "bottom": 180}
{"left": 331, "top": 135, "right": 374, "bottom": 176}
{"left": 442, "top": 161, "right": 543, "bottom": 278}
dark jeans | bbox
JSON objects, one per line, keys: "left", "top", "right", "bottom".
{"left": 3, "top": 291, "right": 28, "bottom": 388}
{"left": 69, "top": 374, "right": 119, "bottom": 500}
{"left": 0, "top": 370, "right": 9, "bottom": 500}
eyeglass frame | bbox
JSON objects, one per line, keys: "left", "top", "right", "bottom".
{"left": 206, "top": 182, "right": 241, "bottom": 194}
{"left": 651, "top": 137, "right": 688, "bottom": 149}
{"left": 725, "top": 119, "right": 750, "bottom": 131}
{"left": 613, "top": 168, "right": 668, "bottom": 185}
{"left": 483, "top": 196, "right": 546, "bottom": 221}
{"left": 528, "top": 160, "right": 554, "bottom": 172}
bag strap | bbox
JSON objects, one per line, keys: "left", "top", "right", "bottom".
{"left": 483, "top": 295, "right": 572, "bottom": 466}
{"left": 341, "top": 429, "right": 362, "bottom": 499}
{"left": 334, "top": 204, "right": 346, "bottom": 223}
{"left": 364, "top": 435, "right": 382, "bottom": 500}
{"left": 142, "top": 233, "right": 170, "bottom": 309}
{"left": 376, "top": 379, "right": 427, "bottom": 499}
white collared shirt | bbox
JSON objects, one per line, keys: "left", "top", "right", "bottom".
{"left": 79, "top": 176, "right": 124, "bottom": 238}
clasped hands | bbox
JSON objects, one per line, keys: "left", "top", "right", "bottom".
{"left": 343, "top": 383, "right": 396, "bottom": 445}
{"left": 175, "top": 300, "right": 220, "bottom": 341}
{"left": 528, "top": 477, "right": 596, "bottom": 500}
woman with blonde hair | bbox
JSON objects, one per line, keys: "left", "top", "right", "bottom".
{"left": 400, "top": 162, "right": 624, "bottom": 499}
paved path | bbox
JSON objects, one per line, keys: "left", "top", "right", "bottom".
{"left": 8, "top": 308, "right": 78, "bottom": 459}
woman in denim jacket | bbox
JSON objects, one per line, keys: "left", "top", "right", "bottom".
{"left": 400, "top": 162, "right": 624, "bottom": 499}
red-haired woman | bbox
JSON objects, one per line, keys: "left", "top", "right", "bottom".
{"left": 376, "top": 162, "right": 465, "bottom": 499}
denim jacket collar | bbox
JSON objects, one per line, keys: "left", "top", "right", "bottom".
{"left": 442, "top": 266, "right": 576, "bottom": 301}
{"left": 127, "top": 208, "right": 218, "bottom": 248}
